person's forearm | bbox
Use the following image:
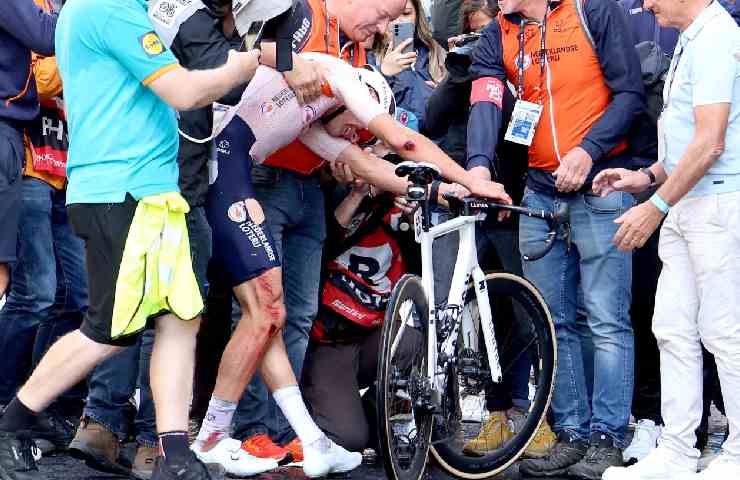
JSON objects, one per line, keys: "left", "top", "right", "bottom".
{"left": 187, "top": 51, "right": 259, "bottom": 109}
{"left": 469, "top": 166, "right": 492, "bottom": 181}
{"left": 337, "top": 145, "right": 409, "bottom": 195}
{"left": 368, "top": 114, "right": 475, "bottom": 189}
{"left": 656, "top": 139, "right": 723, "bottom": 205}
{"left": 335, "top": 191, "right": 367, "bottom": 228}
{"left": 648, "top": 162, "right": 668, "bottom": 185}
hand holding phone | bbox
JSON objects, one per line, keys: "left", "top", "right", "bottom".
{"left": 392, "top": 22, "right": 415, "bottom": 53}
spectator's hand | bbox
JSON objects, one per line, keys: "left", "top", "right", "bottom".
{"left": 381, "top": 39, "right": 417, "bottom": 77}
{"left": 331, "top": 161, "right": 356, "bottom": 185}
{"left": 425, "top": 80, "right": 438, "bottom": 89}
{"left": 612, "top": 202, "right": 664, "bottom": 252}
{"left": 468, "top": 178, "right": 512, "bottom": 205}
{"left": 438, "top": 182, "right": 470, "bottom": 201}
{"left": 394, "top": 195, "right": 419, "bottom": 216}
{"left": 592, "top": 168, "right": 651, "bottom": 197}
{"left": 552, "top": 146, "right": 593, "bottom": 193}
{"left": 447, "top": 35, "right": 464, "bottom": 49}
{"left": 283, "top": 56, "right": 323, "bottom": 104}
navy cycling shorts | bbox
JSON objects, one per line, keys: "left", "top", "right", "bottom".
{"left": 205, "top": 116, "right": 281, "bottom": 287}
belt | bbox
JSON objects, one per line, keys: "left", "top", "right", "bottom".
{"left": 687, "top": 173, "right": 740, "bottom": 198}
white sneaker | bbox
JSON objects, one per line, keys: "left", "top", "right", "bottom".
{"left": 461, "top": 394, "right": 489, "bottom": 423}
{"left": 303, "top": 438, "right": 363, "bottom": 478}
{"left": 679, "top": 452, "right": 740, "bottom": 479}
{"left": 191, "top": 437, "right": 278, "bottom": 477}
{"left": 602, "top": 446, "right": 697, "bottom": 480}
{"left": 623, "top": 419, "right": 662, "bottom": 463}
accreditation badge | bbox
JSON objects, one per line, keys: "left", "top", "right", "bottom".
{"left": 504, "top": 100, "right": 543, "bottom": 146}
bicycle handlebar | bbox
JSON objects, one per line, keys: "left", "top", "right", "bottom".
{"left": 442, "top": 194, "right": 571, "bottom": 262}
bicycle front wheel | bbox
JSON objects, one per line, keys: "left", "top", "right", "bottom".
{"left": 377, "top": 274, "right": 433, "bottom": 480}
{"left": 431, "top": 272, "right": 557, "bottom": 479}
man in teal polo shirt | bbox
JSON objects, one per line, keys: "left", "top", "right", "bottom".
{"left": 0, "top": 1, "right": 264, "bottom": 479}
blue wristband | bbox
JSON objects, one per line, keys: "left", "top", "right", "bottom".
{"left": 650, "top": 193, "right": 670, "bottom": 215}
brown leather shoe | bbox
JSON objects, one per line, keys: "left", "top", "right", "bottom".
{"left": 131, "top": 445, "right": 159, "bottom": 480}
{"left": 68, "top": 418, "right": 129, "bottom": 475}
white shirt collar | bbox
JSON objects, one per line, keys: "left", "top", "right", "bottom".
{"left": 682, "top": 1, "right": 725, "bottom": 43}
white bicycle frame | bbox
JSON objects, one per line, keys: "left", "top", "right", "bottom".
{"left": 402, "top": 208, "right": 503, "bottom": 404}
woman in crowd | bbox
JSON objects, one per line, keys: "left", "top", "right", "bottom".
{"left": 376, "top": 0, "right": 446, "bottom": 133}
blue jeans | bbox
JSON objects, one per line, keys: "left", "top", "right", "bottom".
{"left": 233, "top": 168, "right": 326, "bottom": 444}
{"left": 83, "top": 206, "right": 211, "bottom": 446}
{"left": 0, "top": 177, "right": 88, "bottom": 410}
{"left": 519, "top": 188, "right": 634, "bottom": 444}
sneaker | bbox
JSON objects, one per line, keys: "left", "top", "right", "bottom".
{"left": 302, "top": 437, "right": 363, "bottom": 478}
{"left": 461, "top": 395, "right": 489, "bottom": 423}
{"left": 567, "top": 432, "right": 624, "bottom": 480}
{"left": 684, "top": 452, "right": 740, "bottom": 479}
{"left": 462, "top": 411, "right": 512, "bottom": 455}
{"left": 241, "top": 434, "right": 289, "bottom": 463}
{"left": 0, "top": 431, "right": 44, "bottom": 480}
{"left": 132, "top": 445, "right": 160, "bottom": 480}
{"left": 68, "top": 417, "right": 129, "bottom": 475}
{"left": 283, "top": 437, "right": 303, "bottom": 465}
{"left": 507, "top": 408, "right": 557, "bottom": 459}
{"left": 192, "top": 436, "right": 277, "bottom": 477}
{"left": 623, "top": 419, "right": 662, "bottom": 464}
{"left": 518, "top": 432, "right": 588, "bottom": 477}
{"left": 30, "top": 412, "right": 77, "bottom": 455}
{"left": 602, "top": 445, "right": 697, "bottom": 480}
{"left": 152, "top": 452, "right": 222, "bottom": 480}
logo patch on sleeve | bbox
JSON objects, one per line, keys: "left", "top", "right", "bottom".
{"left": 470, "top": 77, "right": 504, "bottom": 108}
{"left": 139, "top": 31, "right": 166, "bottom": 57}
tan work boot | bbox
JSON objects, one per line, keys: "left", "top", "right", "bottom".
{"left": 506, "top": 407, "right": 557, "bottom": 459}
{"left": 463, "top": 411, "right": 513, "bottom": 455}
{"left": 68, "top": 417, "right": 129, "bottom": 475}
{"left": 131, "top": 444, "right": 159, "bottom": 480}
{"left": 523, "top": 420, "right": 557, "bottom": 458}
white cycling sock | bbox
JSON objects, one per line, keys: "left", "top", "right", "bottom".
{"left": 194, "top": 395, "right": 237, "bottom": 448}
{"left": 273, "top": 385, "right": 326, "bottom": 450}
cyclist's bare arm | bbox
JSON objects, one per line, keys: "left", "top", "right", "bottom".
{"left": 336, "top": 144, "right": 409, "bottom": 195}
{"left": 367, "top": 113, "right": 512, "bottom": 204}
{"left": 148, "top": 49, "right": 260, "bottom": 111}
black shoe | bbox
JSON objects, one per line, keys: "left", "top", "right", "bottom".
{"left": 566, "top": 432, "right": 624, "bottom": 480}
{"left": 518, "top": 432, "right": 587, "bottom": 477}
{"left": 0, "top": 431, "right": 45, "bottom": 480}
{"left": 30, "top": 412, "right": 78, "bottom": 454}
{"left": 151, "top": 453, "right": 224, "bottom": 480}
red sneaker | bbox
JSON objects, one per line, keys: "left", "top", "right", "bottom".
{"left": 241, "top": 434, "right": 289, "bottom": 463}
{"left": 283, "top": 437, "right": 304, "bottom": 463}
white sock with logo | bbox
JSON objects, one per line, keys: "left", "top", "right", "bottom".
{"left": 273, "top": 385, "right": 329, "bottom": 452}
{"left": 194, "top": 395, "right": 237, "bottom": 449}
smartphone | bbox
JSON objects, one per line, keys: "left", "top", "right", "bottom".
{"left": 393, "top": 22, "right": 415, "bottom": 53}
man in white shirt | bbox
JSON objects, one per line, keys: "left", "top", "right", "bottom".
{"left": 593, "top": 1, "right": 740, "bottom": 479}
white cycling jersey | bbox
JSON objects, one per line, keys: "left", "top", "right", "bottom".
{"left": 213, "top": 52, "right": 386, "bottom": 165}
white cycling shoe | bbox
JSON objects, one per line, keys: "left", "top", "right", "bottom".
{"left": 191, "top": 437, "right": 278, "bottom": 477}
{"left": 303, "top": 438, "right": 363, "bottom": 478}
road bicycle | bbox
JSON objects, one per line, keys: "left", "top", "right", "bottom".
{"left": 377, "top": 162, "right": 570, "bottom": 480}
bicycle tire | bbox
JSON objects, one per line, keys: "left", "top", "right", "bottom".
{"left": 431, "top": 272, "right": 557, "bottom": 479}
{"left": 377, "top": 274, "right": 434, "bottom": 480}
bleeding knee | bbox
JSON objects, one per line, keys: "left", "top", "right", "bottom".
{"left": 254, "top": 275, "right": 286, "bottom": 334}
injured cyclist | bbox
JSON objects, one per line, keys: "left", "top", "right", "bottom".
{"left": 192, "top": 49, "right": 512, "bottom": 478}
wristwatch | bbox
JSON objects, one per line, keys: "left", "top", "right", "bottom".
{"left": 639, "top": 167, "right": 657, "bottom": 187}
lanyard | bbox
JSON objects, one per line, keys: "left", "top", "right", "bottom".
{"left": 662, "top": 41, "right": 685, "bottom": 110}
{"left": 324, "top": 0, "right": 340, "bottom": 57}
{"left": 517, "top": 7, "right": 549, "bottom": 101}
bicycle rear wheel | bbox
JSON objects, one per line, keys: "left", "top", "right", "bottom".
{"left": 377, "top": 274, "right": 433, "bottom": 480}
{"left": 431, "top": 272, "right": 556, "bottom": 479}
